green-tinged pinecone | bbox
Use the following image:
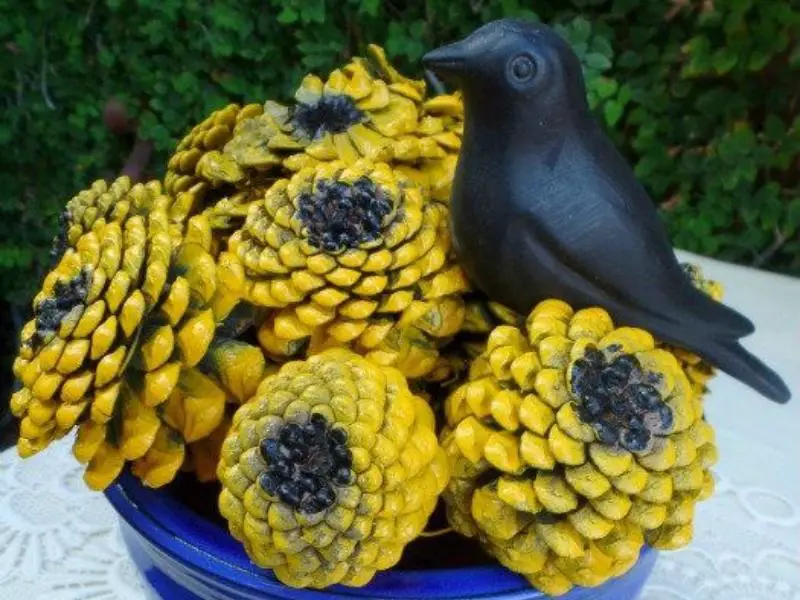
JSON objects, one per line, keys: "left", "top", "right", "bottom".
{"left": 195, "top": 46, "right": 461, "bottom": 201}
{"left": 217, "top": 349, "right": 449, "bottom": 589}
{"left": 164, "top": 103, "right": 265, "bottom": 202}
{"left": 440, "top": 299, "right": 718, "bottom": 595}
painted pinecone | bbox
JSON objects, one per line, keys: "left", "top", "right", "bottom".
{"left": 225, "top": 160, "right": 467, "bottom": 379}
{"left": 209, "top": 46, "right": 460, "bottom": 199}
{"left": 224, "top": 47, "right": 422, "bottom": 169}
{"left": 10, "top": 202, "right": 254, "bottom": 490}
{"left": 428, "top": 295, "right": 525, "bottom": 391}
{"left": 396, "top": 91, "right": 463, "bottom": 204}
{"left": 183, "top": 414, "right": 233, "bottom": 483}
{"left": 217, "top": 349, "right": 449, "bottom": 589}
{"left": 180, "top": 343, "right": 279, "bottom": 484}
{"left": 164, "top": 103, "right": 265, "bottom": 202}
{"left": 669, "top": 262, "right": 725, "bottom": 396}
{"left": 440, "top": 300, "right": 718, "bottom": 596}
{"left": 51, "top": 177, "right": 181, "bottom": 262}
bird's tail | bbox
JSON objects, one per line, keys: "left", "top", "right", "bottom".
{"left": 699, "top": 337, "right": 791, "bottom": 403}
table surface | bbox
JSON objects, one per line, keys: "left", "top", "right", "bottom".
{"left": 0, "top": 252, "right": 797, "bottom": 600}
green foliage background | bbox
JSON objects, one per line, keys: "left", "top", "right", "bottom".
{"left": 1, "top": 0, "right": 798, "bottom": 396}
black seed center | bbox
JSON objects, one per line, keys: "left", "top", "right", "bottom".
{"left": 570, "top": 346, "right": 674, "bottom": 453}
{"left": 258, "top": 413, "right": 354, "bottom": 514}
{"left": 49, "top": 210, "right": 71, "bottom": 264}
{"left": 297, "top": 177, "right": 392, "bottom": 253}
{"left": 29, "top": 268, "right": 91, "bottom": 349}
{"left": 291, "top": 94, "right": 365, "bottom": 140}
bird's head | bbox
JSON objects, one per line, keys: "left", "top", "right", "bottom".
{"left": 423, "top": 19, "right": 588, "bottom": 127}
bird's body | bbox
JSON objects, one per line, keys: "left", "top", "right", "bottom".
{"left": 425, "top": 19, "right": 790, "bottom": 402}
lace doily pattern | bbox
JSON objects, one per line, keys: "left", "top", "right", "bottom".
{"left": 643, "top": 436, "right": 800, "bottom": 600}
{"left": 0, "top": 437, "right": 146, "bottom": 600}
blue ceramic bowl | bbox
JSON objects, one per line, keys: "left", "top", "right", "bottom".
{"left": 106, "top": 470, "right": 657, "bottom": 600}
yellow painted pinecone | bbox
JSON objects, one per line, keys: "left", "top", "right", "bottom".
{"left": 427, "top": 296, "right": 524, "bottom": 390}
{"left": 164, "top": 103, "right": 265, "bottom": 200}
{"left": 207, "top": 46, "right": 461, "bottom": 199}
{"left": 217, "top": 349, "right": 449, "bottom": 589}
{"left": 224, "top": 47, "right": 422, "bottom": 170}
{"left": 180, "top": 343, "right": 280, "bottom": 484}
{"left": 225, "top": 159, "right": 466, "bottom": 378}
{"left": 52, "top": 177, "right": 180, "bottom": 260}
{"left": 183, "top": 414, "right": 233, "bottom": 483}
{"left": 10, "top": 203, "right": 254, "bottom": 490}
{"left": 681, "top": 263, "right": 723, "bottom": 303}
{"left": 669, "top": 263, "right": 725, "bottom": 396}
{"left": 396, "top": 91, "right": 463, "bottom": 203}
{"left": 440, "top": 299, "right": 718, "bottom": 595}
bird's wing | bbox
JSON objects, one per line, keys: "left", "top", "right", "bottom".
{"left": 506, "top": 199, "right": 754, "bottom": 340}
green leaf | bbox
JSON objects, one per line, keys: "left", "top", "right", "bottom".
{"left": 712, "top": 49, "right": 738, "bottom": 74}
{"left": 747, "top": 50, "right": 772, "bottom": 71}
{"left": 604, "top": 101, "right": 623, "bottom": 126}
{"left": 277, "top": 7, "right": 298, "bottom": 24}
{"left": 789, "top": 43, "right": 800, "bottom": 67}
{"left": 764, "top": 115, "right": 785, "bottom": 140}
{"left": 584, "top": 53, "right": 612, "bottom": 71}
{"left": 360, "top": 0, "right": 381, "bottom": 16}
{"left": 785, "top": 199, "right": 800, "bottom": 235}
{"left": 617, "top": 83, "right": 633, "bottom": 107}
{"left": 570, "top": 17, "right": 592, "bottom": 44}
{"left": 172, "top": 72, "right": 199, "bottom": 94}
{"left": 594, "top": 77, "right": 618, "bottom": 99}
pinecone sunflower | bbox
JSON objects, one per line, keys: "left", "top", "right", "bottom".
{"left": 222, "top": 47, "right": 425, "bottom": 172}
{"left": 225, "top": 159, "right": 467, "bottom": 379}
{"left": 10, "top": 204, "right": 250, "bottom": 490}
{"left": 217, "top": 349, "right": 449, "bottom": 589}
{"left": 202, "top": 46, "right": 460, "bottom": 201}
{"left": 440, "top": 299, "right": 718, "bottom": 595}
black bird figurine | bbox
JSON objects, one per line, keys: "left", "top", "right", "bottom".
{"left": 423, "top": 19, "right": 791, "bottom": 403}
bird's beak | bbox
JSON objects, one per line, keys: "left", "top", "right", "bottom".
{"left": 423, "top": 40, "right": 470, "bottom": 78}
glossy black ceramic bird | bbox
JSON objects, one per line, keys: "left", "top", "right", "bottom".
{"left": 423, "top": 19, "right": 791, "bottom": 403}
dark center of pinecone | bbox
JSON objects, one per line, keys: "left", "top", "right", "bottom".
{"left": 570, "top": 346, "right": 674, "bottom": 453}
{"left": 258, "top": 413, "right": 355, "bottom": 514}
{"left": 291, "top": 93, "right": 365, "bottom": 140}
{"left": 49, "top": 209, "right": 71, "bottom": 264}
{"left": 297, "top": 177, "right": 392, "bottom": 253}
{"left": 29, "top": 268, "right": 91, "bottom": 350}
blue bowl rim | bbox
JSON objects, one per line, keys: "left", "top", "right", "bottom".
{"left": 106, "top": 469, "right": 654, "bottom": 599}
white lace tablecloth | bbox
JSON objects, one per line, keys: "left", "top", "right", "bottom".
{"left": 1, "top": 252, "right": 798, "bottom": 600}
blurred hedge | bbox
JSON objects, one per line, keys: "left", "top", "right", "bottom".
{"left": 1, "top": 0, "right": 798, "bottom": 392}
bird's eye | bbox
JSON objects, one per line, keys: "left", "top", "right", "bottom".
{"left": 509, "top": 55, "right": 536, "bottom": 82}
